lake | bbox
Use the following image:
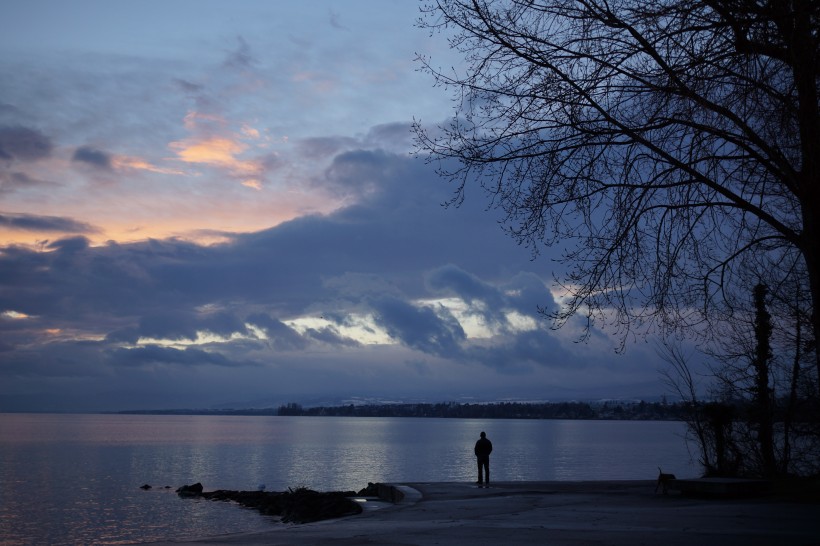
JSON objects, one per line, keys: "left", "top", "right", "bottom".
{"left": 0, "top": 413, "right": 696, "bottom": 545}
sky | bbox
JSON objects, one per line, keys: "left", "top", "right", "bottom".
{"left": 0, "top": 0, "right": 676, "bottom": 412}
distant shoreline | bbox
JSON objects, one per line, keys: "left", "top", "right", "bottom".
{"left": 113, "top": 400, "right": 687, "bottom": 421}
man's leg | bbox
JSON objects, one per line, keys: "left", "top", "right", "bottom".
{"left": 476, "top": 459, "right": 484, "bottom": 484}
{"left": 479, "top": 460, "right": 489, "bottom": 485}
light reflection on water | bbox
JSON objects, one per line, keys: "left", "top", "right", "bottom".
{"left": 0, "top": 414, "right": 694, "bottom": 545}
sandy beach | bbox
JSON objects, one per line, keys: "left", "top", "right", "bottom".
{"left": 146, "top": 480, "right": 819, "bottom": 545}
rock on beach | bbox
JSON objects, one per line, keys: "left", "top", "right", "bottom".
{"left": 175, "top": 483, "right": 365, "bottom": 524}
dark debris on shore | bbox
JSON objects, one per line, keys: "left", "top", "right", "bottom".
{"left": 171, "top": 482, "right": 381, "bottom": 524}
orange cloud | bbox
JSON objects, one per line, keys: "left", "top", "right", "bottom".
{"left": 112, "top": 155, "right": 186, "bottom": 175}
{"left": 241, "top": 124, "right": 261, "bottom": 139}
{"left": 171, "top": 137, "right": 245, "bottom": 165}
{"left": 169, "top": 112, "right": 266, "bottom": 185}
{"left": 170, "top": 136, "right": 263, "bottom": 178}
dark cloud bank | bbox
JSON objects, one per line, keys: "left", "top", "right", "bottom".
{"left": 72, "top": 145, "right": 113, "bottom": 169}
{"left": 0, "top": 146, "right": 666, "bottom": 412}
{"left": 0, "top": 125, "right": 53, "bottom": 162}
{"left": 0, "top": 125, "right": 57, "bottom": 194}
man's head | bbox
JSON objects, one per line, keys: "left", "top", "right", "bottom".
{"left": 480, "top": 432, "right": 486, "bottom": 438}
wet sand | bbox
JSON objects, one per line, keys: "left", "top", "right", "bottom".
{"left": 146, "top": 480, "right": 819, "bottom": 545}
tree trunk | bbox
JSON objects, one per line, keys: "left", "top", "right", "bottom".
{"left": 806, "top": 224, "right": 820, "bottom": 396}
{"left": 752, "top": 284, "right": 776, "bottom": 478}
{"left": 783, "top": 297, "right": 802, "bottom": 474}
{"left": 791, "top": 0, "right": 820, "bottom": 394}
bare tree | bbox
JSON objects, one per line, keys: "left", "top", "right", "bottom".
{"left": 660, "top": 343, "right": 718, "bottom": 473}
{"left": 413, "top": 1, "right": 819, "bottom": 377}
{"left": 664, "top": 282, "right": 819, "bottom": 477}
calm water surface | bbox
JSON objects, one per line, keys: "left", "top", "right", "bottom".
{"left": 0, "top": 413, "right": 695, "bottom": 545}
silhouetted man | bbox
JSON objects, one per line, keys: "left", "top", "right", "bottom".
{"left": 474, "top": 431, "right": 492, "bottom": 486}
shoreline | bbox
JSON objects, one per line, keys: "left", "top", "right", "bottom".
{"left": 144, "top": 479, "right": 819, "bottom": 546}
